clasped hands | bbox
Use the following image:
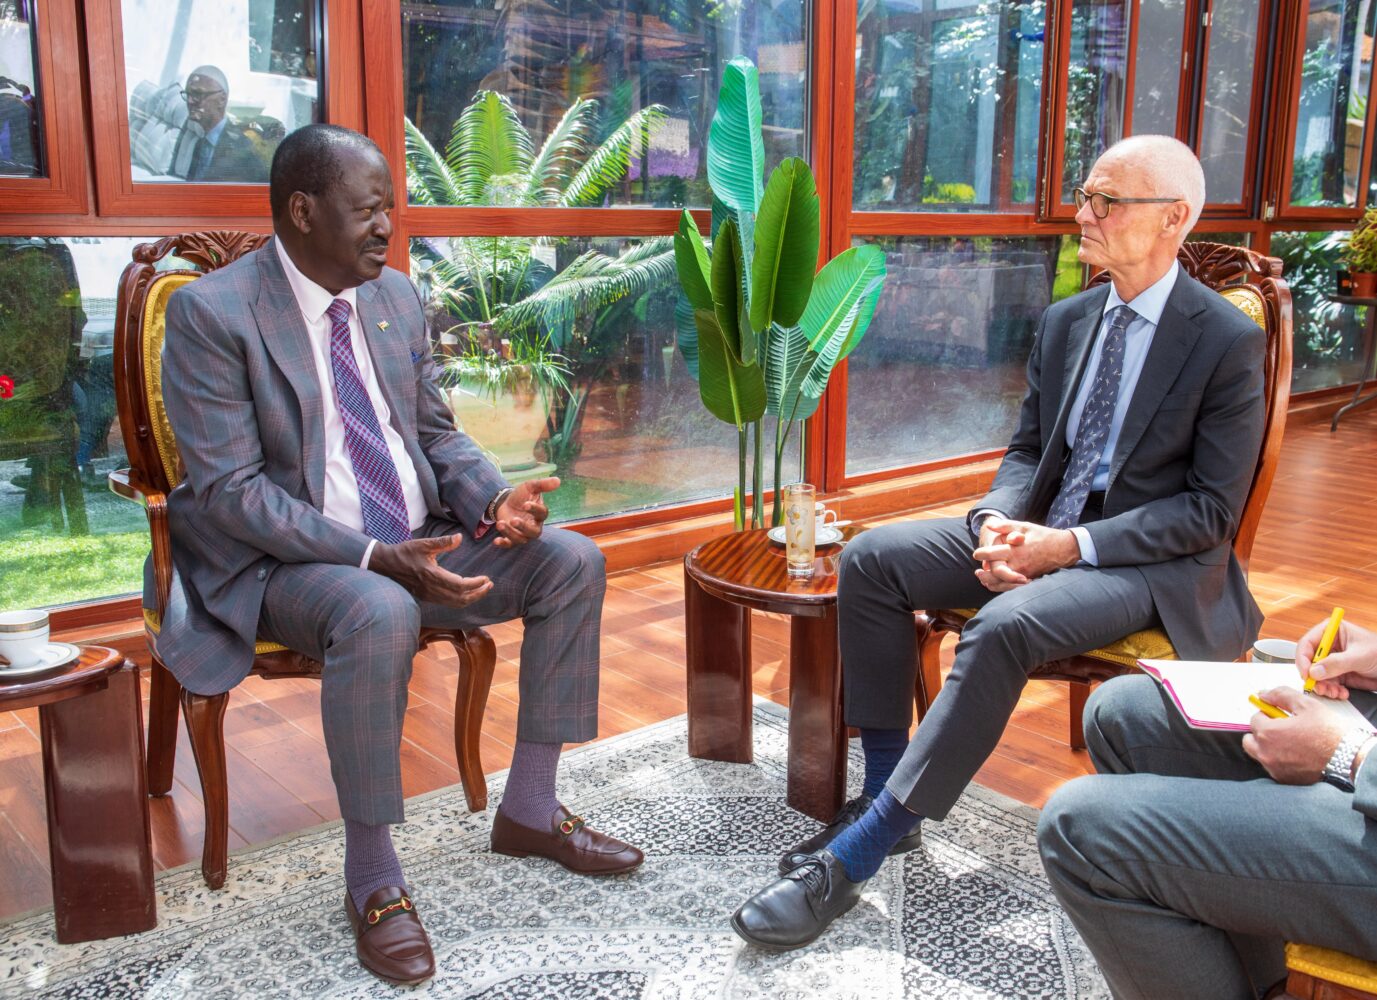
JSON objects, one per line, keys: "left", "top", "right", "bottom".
{"left": 1245, "top": 620, "right": 1377, "bottom": 785}
{"left": 368, "top": 477, "right": 560, "bottom": 607}
{"left": 971, "top": 515, "right": 1081, "bottom": 592}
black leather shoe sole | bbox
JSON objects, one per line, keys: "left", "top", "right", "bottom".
{"left": 729, "top": 894, "right": 861, "bottom": 951}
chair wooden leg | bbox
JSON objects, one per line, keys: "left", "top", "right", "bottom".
{"left": 181, "top": 688, "right": 230, "bottom": 890}
{"left": 451, "top": 629, "right": 495, "bottom": 813}
{"left": 146, "top": 658, "right": 181, "bottom": 796}
{"left": 1068, "top": 681, "right": 1091, "bottom": 751}
{"left": 914, "top": 614, "right": 946, "bottom": 723}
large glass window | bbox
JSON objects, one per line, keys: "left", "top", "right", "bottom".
{"left": 1062, "top": 0, "right": 1130, "bottom": 202}
{"left": 401, "top": 0, "right": 807, "bottom": 208}
{"left": 852, "top": 0, "right": 1046, "bottom": 212}
{"left": 845, "top": 234, "right": 1083, "bottom": 475}
{"left": 1129, "top": 0, "right": 1182, "bottom": 137}
{"left": 410, "top": 234, "right": 798, "bottom": 521}
{"left": 120, "top": 0, "right": 321, "bottom": 183}
{"left": 1288, "top": 0, "right": 1375, "bottom": 209}
{"left": 0, "top": 238, "right": 190, "bottom": 610}
{"left": 1199, "top": 0, "right": 1261, "bottom": 204}
{"left": 0, "top": 0, "right": 42, "bottom": 177}
{"left": 1270, "top": 229, "right": 1372, "bottom": 391}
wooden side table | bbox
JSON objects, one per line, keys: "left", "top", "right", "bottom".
{"left": 684, "top": 527, "right": 862, "bottom": 823}
{"left": 0, "top": 646, "right": 156, "bottom": 942}
{"left": 1325, "top": 294, "right": 1377, "bottom": 430}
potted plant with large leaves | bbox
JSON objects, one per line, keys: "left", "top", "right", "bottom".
{"left": 675, "top": 57, "right": 886, "bottom": 528}
{"left": 406, "top": 90, "right": 675, "bottom": 478}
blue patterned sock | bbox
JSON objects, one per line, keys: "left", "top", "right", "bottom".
{"left": 498, "top": 739, "right": 563, "bottom": 830}
{"left": 827, "top": 789, "right": 922, "bottom": 882}
{"left": 860, "top": 727, "right": 909, "bottom": 800}
{"left": 344, "top": 819, "right": 406, "bottom": 913}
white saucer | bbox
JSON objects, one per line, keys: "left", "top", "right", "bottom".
{"left": 0, "top": 642, "right": 82, "bottom": 680}
{"left": 766, "top": 525, "right": 844, "bottom": 547}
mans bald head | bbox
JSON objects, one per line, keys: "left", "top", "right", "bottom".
{"left": 1097, "top": 135, "right": 1206, "bottom": 236}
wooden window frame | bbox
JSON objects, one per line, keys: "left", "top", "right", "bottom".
{"left": 0, "top": 0, "right": 89, "bottom": 215}
{"left": 1270, "top": 0, "right": 1377, "bottom": 222}
{"left": 81, "top": 0, "right": 364, "bottom": 218}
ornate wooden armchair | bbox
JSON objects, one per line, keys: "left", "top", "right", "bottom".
{"left": 915, "top": 242, "right": 1294, "bottom": 748}
{"left": 1280, "top": 943, "right": 1377, "bottom": 999}
{"left": 110, "top": 231, "right": 496, "bottom": 889}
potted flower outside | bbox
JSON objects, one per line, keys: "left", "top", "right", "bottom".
{"left": 1344, "top": 209, "right": 1377, "bottom": 297}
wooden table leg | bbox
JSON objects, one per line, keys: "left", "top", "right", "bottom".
{"left": 40, "top": 661, "right": 156, "bottom": 943}
{"left": 787, "top": 608, "right": 847, "bottom": 823}
{"left": 685, "top": 567, "right": 753, "bottom": 763}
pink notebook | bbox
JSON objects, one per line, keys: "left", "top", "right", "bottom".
{"left": 1137, "top": 659, "right": 1302, "bottom": 731}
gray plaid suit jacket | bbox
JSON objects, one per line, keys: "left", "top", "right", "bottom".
{"left": 972, "top": 271, "right": 1267, "bottom": 662}
{"left": 150, "top": 239, "right": 508, "bottom": 695}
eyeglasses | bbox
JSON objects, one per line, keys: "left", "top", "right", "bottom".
{"left": 180, "top": 87, "right": 225, "bottom": 103}
{"left": 1073, "top": 187, "right": 1180, "bottom": 219}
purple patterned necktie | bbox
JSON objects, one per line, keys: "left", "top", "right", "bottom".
{"left": 1046, "top": 304, "right": 1136, "bottom": 529}
{"left": 325, "top": 298, "right": 412, "bottom": 544}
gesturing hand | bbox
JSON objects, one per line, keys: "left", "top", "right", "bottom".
{"left": 1297, "top": 619, "right": 1377, "bottom": 700}
{"left": 370, "top": 535, "right": 493, "bottom": 607}
{"left": 494, "top": 476, "right": 559, "bottom": 549}
{"left": 1242, "top": 687, "right": 1371, "bottom": 784}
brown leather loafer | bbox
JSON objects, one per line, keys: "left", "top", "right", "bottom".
{"left": 491, "top": 805, "right": 644, "bottom": 875}
{"left": 344, "top": 886, "right": 436, "bottom": 985}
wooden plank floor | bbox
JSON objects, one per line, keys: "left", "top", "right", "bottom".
{"left": 0, "top": 406, "right": 1373, "bottom": 922}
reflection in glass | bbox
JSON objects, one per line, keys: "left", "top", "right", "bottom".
{"left": 410, "top": 234, "right": 798, "bottom": 520}
{"left": 1270, "top": 230, "right": 1369, "bottom": 392}
{"left": 121, "top": 0, "right": 321, "bottom": 184}
{"left": 0, "top": 237, "right": 185, "bottom": 609}
{"left": 0, "top": 0, "right": 42, "bottom": 177}
{"left": 1130, "top": 0, "right": 1182, "bottom": 136}
{"left": 846, "top": 235, "right": 1083, "bottom": 475}
{"left": 1199, "top": 0, "right": 1259, "bottom": 204}
{"left": 852, "top": 0, "right": 1046, "bottom": 212}
{"left": 1062, "top": 0, "right": 1129, "bottom": 201}
{"left": 1289, "top": 0, "right": 1374, "bottom": 208}
{"left": 402, "top": 0, "right": 807, "bottom": 208}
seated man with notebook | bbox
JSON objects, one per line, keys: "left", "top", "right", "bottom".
{"left": 1039, "top": 618, "right": 1377, "bottom": 998}
{"left": 731, "top": 135, "right": 1269, "bottom": 950}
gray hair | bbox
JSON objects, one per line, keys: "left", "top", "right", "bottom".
{"left": 1100, "top": 134, "right": 1205, "bottom": 233}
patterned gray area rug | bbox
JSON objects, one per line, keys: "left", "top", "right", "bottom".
{"left": 0, "top": 703, "right": 1109, "bottom": 999}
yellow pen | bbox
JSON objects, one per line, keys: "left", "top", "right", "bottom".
{"left": 1306, "top": 607, "right": 1345, "bottom": 692}
{"left": 1248, "top": 693, "right": 1289, "bottom": 719}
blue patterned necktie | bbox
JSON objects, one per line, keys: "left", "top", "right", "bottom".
{"left": 1046, "top": 304, "right": 1136, "bottom": 529}
{"left": 325, "top": 299, "right": 412, "bottom": 544}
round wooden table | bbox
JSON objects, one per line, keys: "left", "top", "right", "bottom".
{"left": 683, "top": 526, "right": 863, "bottom": 823}
{"left": 0, "top": 645, "right": 156, "bottom": 942}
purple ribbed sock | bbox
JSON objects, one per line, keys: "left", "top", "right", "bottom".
{"left": 498, "top": 739, "right": 563, "bottom": 830}
{"left": 344, "top": 819, "right": 406, "bottom": 913}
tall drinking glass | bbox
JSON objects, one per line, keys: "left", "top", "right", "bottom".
{"left": 784, "top": 483, "right": 816, "bottom": 578}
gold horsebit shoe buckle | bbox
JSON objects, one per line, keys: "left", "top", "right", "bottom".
{"left": 365, "top": 895, "right": 414, "bottom": 926}
{"left": 558, "top": 815, "right": 586, "bottom": 837}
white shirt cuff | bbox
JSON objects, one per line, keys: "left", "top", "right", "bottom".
{"left": 361, "top": 539, "right": 378, "bottom": 570}
{"left": 972, "top": 508, "right": 1004, "bottom": 537}
{"left": 1070, "top": 526, "right": 1098, "bottom": 566}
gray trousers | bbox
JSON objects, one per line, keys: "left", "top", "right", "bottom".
{"left": 1038, "top": 675, "right": 1377, "bottom": 1000}
{"left": 257, "top": 520, "right": 605, "bottom": 826}
{"left": 839, "top": 517, "right": 1159, "bottom": 820}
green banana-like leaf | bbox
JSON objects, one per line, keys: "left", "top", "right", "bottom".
{"left": 559, "top": 104, "right": 668, "bottom": 207}
{"left": 694, "top": 307, "right": 766, "bottom": 426}
{"left": 674, "top": 211, "right": 712, "bottom": 311}
{"left": 711, "top": 216, "right": 747, "bottom": 363}
{"left": 707, "top": 58, "right": 764, "bottom": 215}
{"left": 751, "top": 158, "right": 820, "bottom": 333}
{"left": 449, "top": 91, "right": 534, "bottom": 205}
{"left": 798, "top": 244, "right": 887, "bottom": 399}
{"left": 675, "top": 292, "right": 700, "bottom": 380}
{"left": 764, "top": 322, "right": 811, "bottom": 415}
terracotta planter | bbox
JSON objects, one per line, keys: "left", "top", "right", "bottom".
{"left": 1353, "top": 271, "right": 1377, "bottom": 298}
{"left": 448, "top": 380, "right": 557, "bottom": 482}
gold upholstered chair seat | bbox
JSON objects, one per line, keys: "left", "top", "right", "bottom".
{"left": 1279, "top": 943, "right": 1377, "bottom": 998}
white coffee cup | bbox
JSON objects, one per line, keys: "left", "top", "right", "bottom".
{"left": 0, "top": 610, "right": 50, "bottom": 669}
{"left": 1250, "top": 637, "right": 1298, "bottom": 664}
{"left": 814, "top": 502, "right": 840, "bottom": 527}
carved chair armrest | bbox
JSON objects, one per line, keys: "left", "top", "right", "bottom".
{"left": 108, "top": 468, "right": 173, "bottom": 620}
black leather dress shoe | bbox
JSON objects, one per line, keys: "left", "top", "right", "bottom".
{"left": 777, "top": 794, "right": 922, "bottom": 875}
{"left": 732, "top": 851, "right": 865, "bottom": 950}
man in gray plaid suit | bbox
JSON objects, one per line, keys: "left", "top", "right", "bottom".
{"left": 157, "top": 124, "right": 642, "bottom": 985}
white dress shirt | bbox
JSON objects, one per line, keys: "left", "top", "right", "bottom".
{"left": 274, "top": 240, "right": 427, "bottom": 568}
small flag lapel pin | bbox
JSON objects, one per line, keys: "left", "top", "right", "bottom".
{"left": 377, "top": 320, "right": 389, "bottom": 332}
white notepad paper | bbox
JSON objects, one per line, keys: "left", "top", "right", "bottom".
{"left": 1137, "top": 659, "right": 1303, "bottom": 731}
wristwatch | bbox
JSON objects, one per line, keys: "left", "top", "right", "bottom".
{"left": 484, "top": 487, "right": 514, "bottom": 523}
{"left": 1323, "top": 726, "right": 1377, "bottom": 790}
